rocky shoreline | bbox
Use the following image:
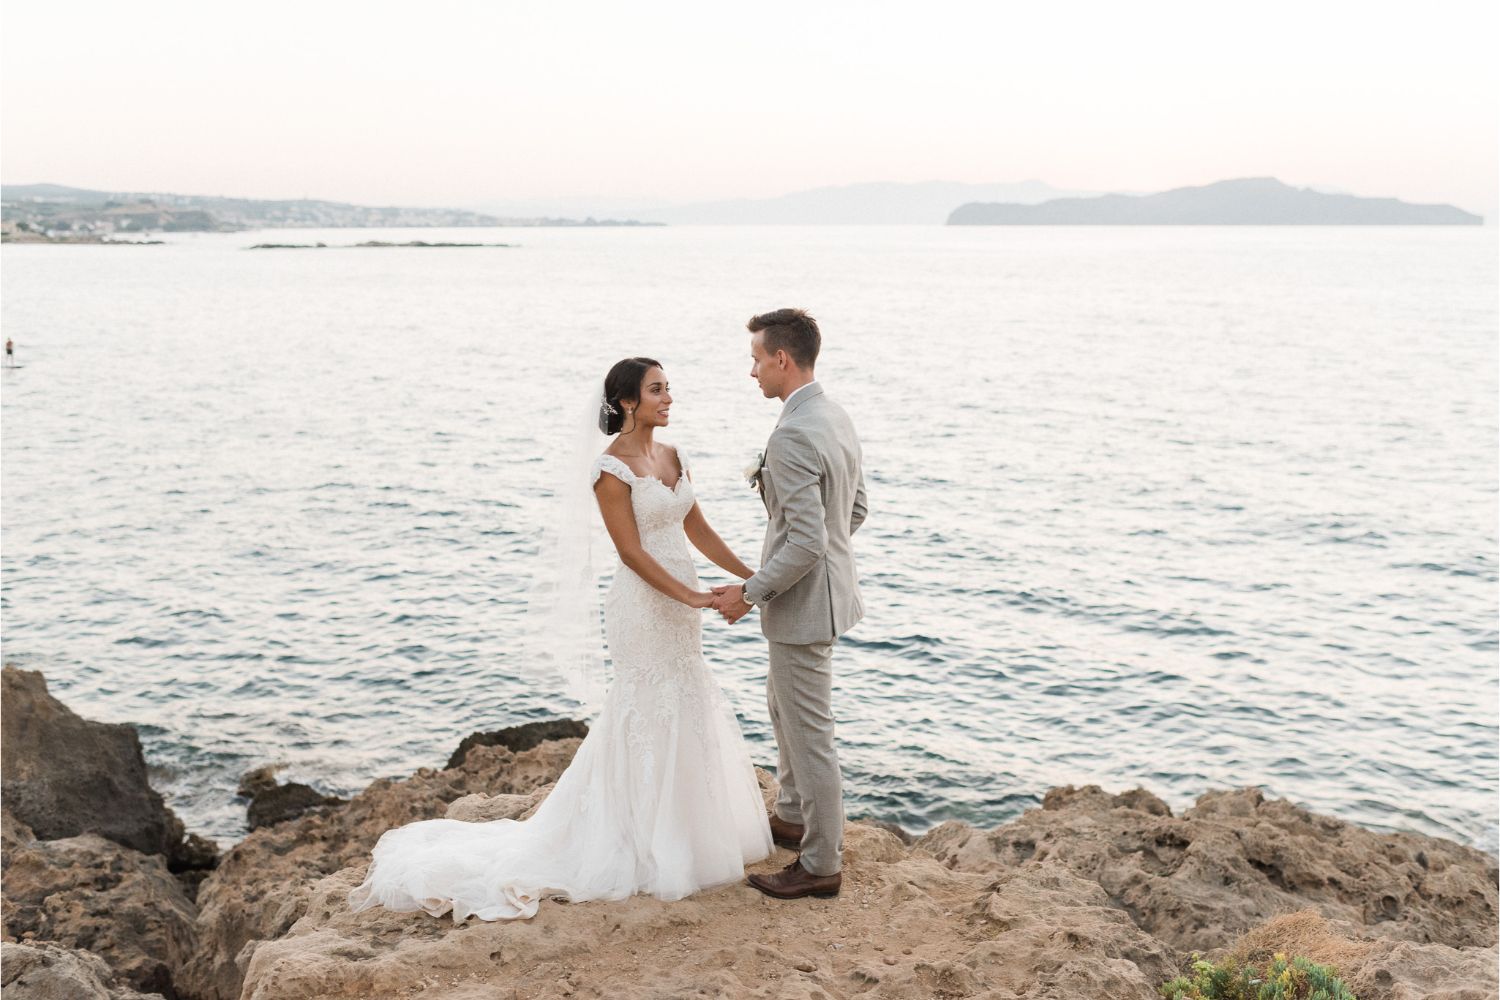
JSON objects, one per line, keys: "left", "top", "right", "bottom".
{"left": 245, "top": 241, "right": 517, "bottom": 249}
{"left": 2, "top": 664, "right": 1495, "bottom": 999}
{"left": 0, "top": 228, "right": 165, "bottom": 244}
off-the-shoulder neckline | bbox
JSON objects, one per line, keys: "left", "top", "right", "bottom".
{"left": 594, "top": 447, "right": 687, "bottom": 490}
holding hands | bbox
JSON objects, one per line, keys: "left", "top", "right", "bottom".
{"left": 708, "top": 584, "right": 753, "bottom": 625}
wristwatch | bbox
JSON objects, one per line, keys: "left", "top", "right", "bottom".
{"left": 741, "top": 584, "right": 757, "bottom": 606}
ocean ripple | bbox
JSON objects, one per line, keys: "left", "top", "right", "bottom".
{"left": 1, "top": 225, "right": 1495, "bottom": 854}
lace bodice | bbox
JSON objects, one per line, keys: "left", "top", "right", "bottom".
{"left": 591, "top": 451, "right": 696, "bottom": 539}
{"left": 591, "top": 450, "right": 700, "bottom": 603}
{"left": 590, "top": 448, "right": 702, "bottom": 685}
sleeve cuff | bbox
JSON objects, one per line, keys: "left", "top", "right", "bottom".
{"left": 743, "top": 579, "right": 777, "bottom": 604}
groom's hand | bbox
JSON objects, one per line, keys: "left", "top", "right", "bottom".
{"left": 710, "top": 584, "right": 752, "bottom": 624}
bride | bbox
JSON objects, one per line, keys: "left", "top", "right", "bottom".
{"left": 348, "top": 357, "right": 774, "bottom": 921}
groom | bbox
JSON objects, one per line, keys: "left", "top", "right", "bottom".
{"left": 712, "top": 308, "right": 867, "bottom": 901}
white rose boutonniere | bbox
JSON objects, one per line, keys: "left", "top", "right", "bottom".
{"left": 744, "top": 451, "right": 765, "bottom": 494}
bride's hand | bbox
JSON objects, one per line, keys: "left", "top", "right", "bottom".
{"left": 687, "top": 591, "right": 716, "bottom": 609}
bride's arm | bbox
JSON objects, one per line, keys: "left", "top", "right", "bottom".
{"left": 595, "top": 475, "right": 714, "bottom": 608}
{"left": 683, "top": 501, "right": 754, "bottom": 580}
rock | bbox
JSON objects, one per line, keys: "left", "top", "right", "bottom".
{"left": 232, "top": 809, "right": 1184, "bottom": 1000}
{"left": 917, "top": 784, "right": 1498, "bottom": 953}
{"left": 843, "top": 822, "right": 909, "bottom": 867}
{"left": 236, "top": 765, "right": 283, "bottom": 800}
{"left": 172, "top": 833, "right": 223, "bottom": 903}
{"left": 245, "top": 781, "right": 346, "bottom": 831}
{"left": 174, "top": 831, "right": 220, "bottom": 870}
{"left": 1344, "top": 938, "right": 1500, "bottom": 1000}
{"left": 4, "top": 803, "right": 37, "bottom": 851}
{"left": 1226, "top": 910, "right": 1499, "bottom": 1000}
{"left": 442, "top": 789, "right": 548, "bottom": 823}
{"left": 0, "top": 832, "right": 197, "bottom": 998}
{"left": 1043, "top": 783, "right": 1174, "bottom": 816}
{"left": 0, "top": 941, "right": 167, "bottom": 1000}
{"left": 955, "top": 863, "right": 1180, "bottom": 999}
{"left": 179, "top": 760, "right": 1500, "bottom": 1000}
{"left": 238, "top": 764, "right": 349, "bottom": 832}
{"left": 853, "top": 817, "right": 916, "bottom": 846}
{"left": 11, "top": 665, "right": 1493, "bottom": 999}
{"left": 181, "top": 738, "right": 581, "bottom": 1000}
{"left": 1, "top": 942, "right": 113, "bottom": 1000}
{"left": 0, "top": 667, "right": 215, "bottom": 873}
{"left": 171, "top": 829, "right": 221, "bottom": 882}
{"left": 445, "top": 718, "right": 589, "bottom": 768}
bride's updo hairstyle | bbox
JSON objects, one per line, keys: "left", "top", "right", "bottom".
{"left": 599, "top": 356, "right": 663, "bottom": 435}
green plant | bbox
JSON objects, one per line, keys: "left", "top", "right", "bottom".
{"left": 1159, "top": 952, "right": 1356, "bottom": 1000}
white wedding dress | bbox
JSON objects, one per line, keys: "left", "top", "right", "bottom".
{"left": 348, "top": 451, "right": 773, "bottom": 921}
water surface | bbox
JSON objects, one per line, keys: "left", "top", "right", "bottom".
{"left": 3, "top": 225, "right": 1495, "bottom": 850}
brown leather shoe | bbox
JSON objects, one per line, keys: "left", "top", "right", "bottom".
{"left": 768, "top": 813, "right": 805, "bottom": 850}
{"left": 746, "top": 858, "right": 841, "bottom": 900}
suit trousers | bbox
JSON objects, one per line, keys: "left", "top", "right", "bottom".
{"left": 766, "top": 636, "right": 843, "bottom": 876}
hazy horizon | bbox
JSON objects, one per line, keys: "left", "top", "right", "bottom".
{"left": 2, "top": 0, "right": 1497, "bottom": 220}
{"left": 3, "top": 177, "right": 1491, "bottom": 226}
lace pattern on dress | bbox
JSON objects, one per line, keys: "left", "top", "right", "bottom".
{"left": 344, "top": 443, "right": 769, "bottom": 923}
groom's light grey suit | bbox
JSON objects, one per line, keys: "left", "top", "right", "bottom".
{"left": 742, "top": 382, "right": 866, "bottom": 877}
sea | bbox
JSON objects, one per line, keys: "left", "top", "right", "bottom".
{"left": 2, "top": 224, "right": 1496, "bottom": 852}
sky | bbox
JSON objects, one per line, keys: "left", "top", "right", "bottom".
{"left": 3, "top": 0, "right": 1497, "bottom": 217}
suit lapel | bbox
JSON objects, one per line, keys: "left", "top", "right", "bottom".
{"left": 753, "top": 449, "right": 771, "bottom": 514}
{"left": 763, "top": 385, "right": 823, "bottom": 517}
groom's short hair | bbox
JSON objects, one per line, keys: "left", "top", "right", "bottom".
{"left": 747, "top": 308, "right": 820, "bottom": 370}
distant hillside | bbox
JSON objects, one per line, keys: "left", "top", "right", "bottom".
{"left": 470, "top": 181, "right": 1092, "bottom": 225}
{"left": 652, "top": 180, "right": 1093, "bottom": 224}
{"left": 2, "top": 183, "right": 118, "bottom": 204}
{"left": 1, "top": 184, "right": 660, "bottom": 235}
{"left": 948, "top": 178, "right": 1483, "bottom": 225}
{"left": 1, "top": 184, "right": 505, "bottom": 231}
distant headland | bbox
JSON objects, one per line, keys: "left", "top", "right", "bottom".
{"left": 948, "top": 177, "right": 1484, "bottom": 225}
{"left": 0, "top": 183, "right": 664, "bottom": 241}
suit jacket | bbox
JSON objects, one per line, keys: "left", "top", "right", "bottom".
{"left": 744, "top": 384, "right": 867, "bottom": 644}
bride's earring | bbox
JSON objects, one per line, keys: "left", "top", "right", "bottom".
{"left": 625, "top": 407, "right": 636, "bottom": 433}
